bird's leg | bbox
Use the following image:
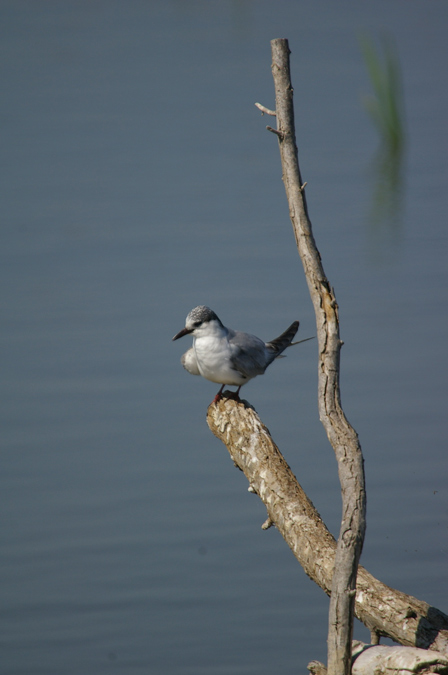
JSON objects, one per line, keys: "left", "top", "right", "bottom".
{"left": 225, "top": 386, "right": 242, "bottom": 401}
{"left": 213, "top": 384, "right": 225, "bottom": 404}
{"left": 213, "top": 384, "right": 242, "bottom": 404}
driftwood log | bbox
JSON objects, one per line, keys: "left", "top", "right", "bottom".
{"left": 207, "top": 398, "right": 448, "bottom": 656}
{"left": 351, "top": 641, "right": 448, "bottom": 675}
{"left": 310, "top": 642, "right": 448, "bottom": 675}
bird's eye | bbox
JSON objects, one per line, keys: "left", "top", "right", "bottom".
{"left": 193, "top": 321, "right": 201, "bottom": 327}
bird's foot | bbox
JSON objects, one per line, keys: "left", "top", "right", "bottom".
{"left": 212, "top": 385, "right": 241, "bottom": 404}
{"left": 213, "top": 385, "right": 225, "bottom": 404}
{"left": 225, "top": 390, "right": 241, "bottom": 402}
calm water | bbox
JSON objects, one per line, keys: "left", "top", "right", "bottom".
{"left": 1, "top": 2, "right": 447, "bottom": 674}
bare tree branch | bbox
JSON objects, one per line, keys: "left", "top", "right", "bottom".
{"left": 266, "top": 125, "right": 284, "bottom": 138}
{"left": 207, "top": 398, "right": 448, "bottom": 656}
{"left": 269, "top": 37, "right": 366, "bottom": 675}
{"left": 255, "top": 102, "right": 277, "bottom": 116}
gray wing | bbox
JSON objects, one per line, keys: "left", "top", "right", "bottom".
{"left": 227, "top": 329, "right": 270, "bottom": 379}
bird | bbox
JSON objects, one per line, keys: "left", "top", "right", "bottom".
{"left": 172, "top": 305, "right": 302, "bottom": 402}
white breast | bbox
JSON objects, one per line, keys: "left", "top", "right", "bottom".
{"left": 193, "top": 335, "right": 247, "bottom": 386}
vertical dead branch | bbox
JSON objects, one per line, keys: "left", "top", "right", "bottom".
{"left": 269, "top": 38, "right": 366, "bottom": 675}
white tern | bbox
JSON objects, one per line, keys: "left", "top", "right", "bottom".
{"left": 172, "top": 305, "right": 303, "bottom": 402}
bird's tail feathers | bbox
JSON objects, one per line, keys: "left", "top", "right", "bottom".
{"left": 274, "top": 335, "right": 315, "bottom": 359}
{"left": 266, "top": 320, "right": 300, "bottom": 357}
{"left": 289, "top": 336, "right": 315, "bottom": 347}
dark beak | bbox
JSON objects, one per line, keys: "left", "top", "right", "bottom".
{"left": 172, "top": 327, "right": 193, "bottom": 341}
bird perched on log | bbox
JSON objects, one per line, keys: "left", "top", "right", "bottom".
{"left": 172, "top": 305, "right": 306, "bottom": 402}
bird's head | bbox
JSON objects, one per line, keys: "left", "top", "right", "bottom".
{"left": 172, "top": 305, "right": 223, "bottom": 341}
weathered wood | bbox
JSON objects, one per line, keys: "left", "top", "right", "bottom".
{"left": 309, "top": 642, "right": 448, "bottom": 675}
{"left": 351, "top": 641, "right": 448, "bottom": 675}
{"left": 207, "top": 397, "right": 448, "bottom": 656}
{"left": 269, "top": 37, "right": 367, "bottom": 675}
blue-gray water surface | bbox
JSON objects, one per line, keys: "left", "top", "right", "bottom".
{"left": 1, "top": 2, "right": 447, "bottom": 674}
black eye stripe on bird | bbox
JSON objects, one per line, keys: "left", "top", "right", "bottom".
{"left": 173, "top": 306, "right": 313, "bottom": 404}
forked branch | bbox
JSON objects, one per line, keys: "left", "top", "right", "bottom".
{"left": 207, "top": 398, "right": 448, "bottom": 656}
